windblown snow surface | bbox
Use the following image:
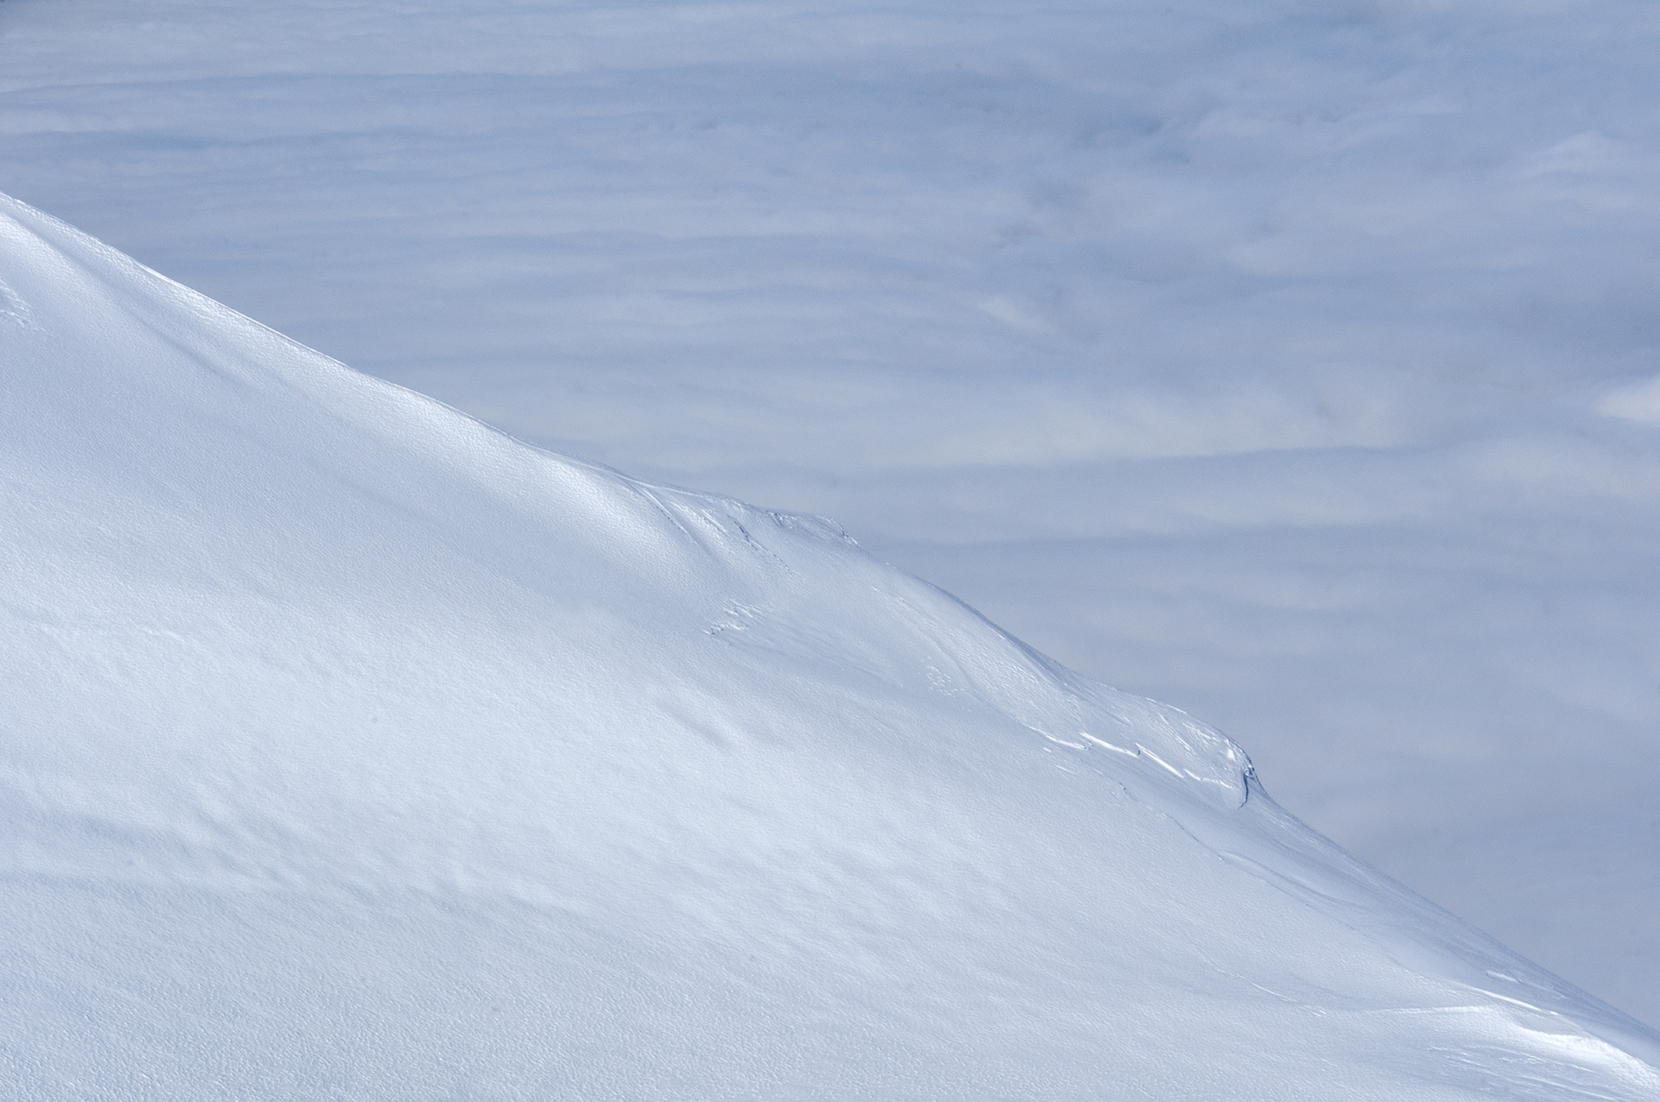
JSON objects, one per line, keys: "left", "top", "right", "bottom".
{"left": 6, "top": 0, "right": 1660, "bottom": 1024}
{"left": 3, "top": 197, "right": 1658, "bottom": 1099}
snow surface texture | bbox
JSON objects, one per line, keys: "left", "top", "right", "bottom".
{"left": 2, "top": 0, "right": 1658, "bottom": 1026}
{"left": 4, "top": 195, "right": 1660, "bottom": 1098}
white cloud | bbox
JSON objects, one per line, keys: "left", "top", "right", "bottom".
{"left": 1599, "top": 374, "right": 1660, "bottom": 426}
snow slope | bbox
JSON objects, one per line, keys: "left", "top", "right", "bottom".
{"left": 5, "top": 0, "right": 1659, "bottom": 1024}
{"left": 3, "top": 194, "right": 1658, "bottom": 1098}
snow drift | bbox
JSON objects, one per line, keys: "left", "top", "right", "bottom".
{"left": 1, "top": 191, "right": 1656, "bottom": 1099}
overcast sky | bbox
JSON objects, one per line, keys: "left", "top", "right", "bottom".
{"left": 3, "top": 0, "right": 1657, "bottom": 1023}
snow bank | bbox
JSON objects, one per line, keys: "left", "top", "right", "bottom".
{"left": 7, "top": 1, "right": 1660, "bottom": 1023}
{"left": 2, "top": 192, "right": 1657, "bottom": 1098}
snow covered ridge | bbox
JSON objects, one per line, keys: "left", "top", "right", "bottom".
{"left": 1, "top": 191, "right": 1657, "bottom": 1099}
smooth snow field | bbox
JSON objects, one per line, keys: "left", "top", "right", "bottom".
{"left": 2, "top": 0, "right": 1659, "bottom": 1031}
{"left": 3, "top": 193, "right": 1660, "bottom": 1096}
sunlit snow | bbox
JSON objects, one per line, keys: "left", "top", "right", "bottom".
{"left": 3, "top": 186, "right": 1659, "bottom": 1097}
{"left": 3, "top": 0, "right": 1656, "bottom": 1025}
{"left": 3, "top": 0, "right": 1660, "bottom": 1088}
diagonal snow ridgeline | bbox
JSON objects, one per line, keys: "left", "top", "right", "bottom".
{"left": 1, "top": 192, "right": 1656, "bottom": 1099}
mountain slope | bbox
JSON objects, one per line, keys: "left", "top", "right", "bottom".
{"left": 2, "top": 191, "right": 1656, "bottom": 1099}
